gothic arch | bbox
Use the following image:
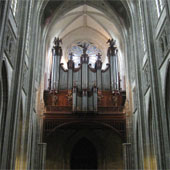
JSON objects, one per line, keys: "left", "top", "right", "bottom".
{"left": 70, "top": 137, "right": 98, "bottom": 169}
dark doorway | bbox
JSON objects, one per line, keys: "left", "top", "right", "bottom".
{"left": 70, "top": 138, "right": 98, "bottom": 169}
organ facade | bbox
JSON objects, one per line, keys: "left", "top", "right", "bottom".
{"left": 43, "top": 37, "right": 126, "bottom": 140}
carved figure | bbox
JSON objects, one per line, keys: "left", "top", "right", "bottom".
{"left": 69, "top": 52, "right": 74, "bottom": 60}
{"left": 107, "top": 38, "right": 118, "bottom": 56}
{"left": 52, "top": 37, "right": 62, "bottom": 56}
{"left": 96, "top": 53, "right": 102, "bottom": 60}
{"left": 78, "top": 43, "right": 89, "bottom": 55}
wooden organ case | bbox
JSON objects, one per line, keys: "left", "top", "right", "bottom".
{"left": 43, "top": 38, "right": 126, "bottom": 141}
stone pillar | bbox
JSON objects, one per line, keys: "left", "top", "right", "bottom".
{"left": 81, "top": 50, "right": 89, "bottom": 112}
{"left": 38, "top": 143, "right": 47, "bottom": 170}
{"left": 107, "top": 39, "right": 119, "bottom": 92}
{"left": 51, "top": 37, "right": 62, "bottom": 92}
{"left": 123, "top": 143, "right": 132, "bottom": 170}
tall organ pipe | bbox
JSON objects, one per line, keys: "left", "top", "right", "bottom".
{"left": 107, "top": 39, "right": 119, "bottom": 92}
{"left": 51, "top": 37, "right": 62, "bottom": 92}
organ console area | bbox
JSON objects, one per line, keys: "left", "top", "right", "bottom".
{"left": 43, "top": 37, "right": 126, "bottom": 140}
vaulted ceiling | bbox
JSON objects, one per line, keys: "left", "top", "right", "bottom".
{"left": 41, "top": 0, "right": 133, "bottom": 85}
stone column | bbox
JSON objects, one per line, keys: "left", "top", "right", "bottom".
{"left": 51, "top": 37, "right": 62, "bottom": 92}
{"left": 38, "top": 143, "right": 47, "bottom": 170}
{"left": 123, "top": 143, "right": 132, "bottom": 170}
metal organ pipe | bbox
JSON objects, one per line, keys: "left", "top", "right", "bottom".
{"left": 51, "top": 37, "right": 62, "bottom": 92}
{"left": 107, "top": 39, "right": 119, "bottom": 92}
{"left": 80, "top": 43, "right": 89, "bottom": 112}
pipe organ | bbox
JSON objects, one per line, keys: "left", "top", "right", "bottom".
{"left": 43, "top": 37, "right": 126, "bottom": 141}
{"left": 44, "top": 38, "right": 126, "bottom": 114}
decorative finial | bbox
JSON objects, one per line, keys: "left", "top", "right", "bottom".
{"left": 69, "top": 52, "right": 74, "bottom": 60}
{"left": 78, "top": 43, "right": 89, "bottom": 55}
{"left": 52, "top": 37, "right": 62, "bottom": 56}
{"left": 107, "top": 38, "right": 118, "bottom": 56}
{"left": 96, "top": 53, "right": 102, "bottom": 60}
{"left": 53, "top": 37, "right": 62, "bottom": 47}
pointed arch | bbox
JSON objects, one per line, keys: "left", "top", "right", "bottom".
{"left": 70, "top": 137, "right": 97, "bottom": 169}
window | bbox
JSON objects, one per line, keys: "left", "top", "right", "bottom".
{"left": 155, "top": 0, "right": 163, "bottom": 17}
{"left": 68, "top": 41, "right": 102, "bottom": 68}
{"left": 139, "top": 1, "right": 146, "bottom": 52}
{"left": 11, "top": 0, "right": 18, "bottom": 16}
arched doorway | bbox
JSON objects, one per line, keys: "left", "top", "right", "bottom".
{"left": 70, "top": 138, "right": 97, "bottom": 169}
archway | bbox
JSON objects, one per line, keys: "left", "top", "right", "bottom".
{"left": 70, "top": 138, "right": 97, "bottom": 169}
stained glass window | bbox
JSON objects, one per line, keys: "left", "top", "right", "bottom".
{"left": 68, "top": 41, "right": 102, "bottom": 68}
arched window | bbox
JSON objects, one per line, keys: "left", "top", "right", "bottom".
{"left": 68, "top": 41, "right": 102, "bottom": 68}
{"left": 11, "top": 0, "right": 18, "bottom": 16}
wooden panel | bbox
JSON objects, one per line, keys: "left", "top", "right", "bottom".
{"left": 44, "top": 90, "right": 72, "bottom": 107}
{"left": 98, "top": 91, "right": 123, "bottom": 107}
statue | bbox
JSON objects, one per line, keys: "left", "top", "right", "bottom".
{"left": 107, "top": 38, "right": 118, "bottom": 56}
{"left": 52, "top": 37, "right": 62, "bottom": 56}
{"left": 69, "top": 52, "right": 74, "bottom": 60}
{"left": 78, "top": 43, "right": 89, "bottom": 55}
{"left": 96, "top": 53, "right": 102, "bottom": 60}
